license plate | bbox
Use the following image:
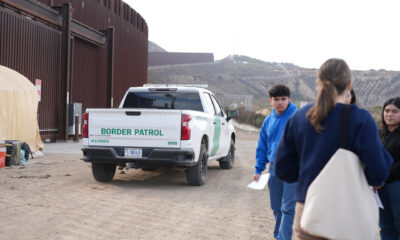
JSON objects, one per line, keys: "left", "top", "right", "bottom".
{"left": 124, "top": 148, "right": 142, "bottom": 158}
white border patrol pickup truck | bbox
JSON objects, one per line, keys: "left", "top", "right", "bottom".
{"left": 81, "top": 85, "right": 239, "bottom": 186}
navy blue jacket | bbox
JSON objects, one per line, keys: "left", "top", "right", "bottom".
{"left": 275, "top": 103, "right": 393, "bottom": 202}
{"left": 254, "top": 102, "right": 297, "bottom": 175}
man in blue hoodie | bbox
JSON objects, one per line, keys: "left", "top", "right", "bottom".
{"left": 253, "top": 84, "right": 297, "bottom": 240}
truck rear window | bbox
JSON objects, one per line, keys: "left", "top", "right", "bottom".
{"left": 122, "top": 92, "right": 204, "bottom": 111}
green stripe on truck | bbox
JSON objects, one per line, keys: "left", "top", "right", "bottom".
{"left": 210, "top": 118, "right": 221, "bottom": 156}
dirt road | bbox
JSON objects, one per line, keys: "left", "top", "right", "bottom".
{"left": 0, "top": 129, "right": 276, "bottom": 240}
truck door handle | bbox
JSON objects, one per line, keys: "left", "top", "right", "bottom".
{"left": 213, "top": 121, "right": 216, "bottom": 125}
{"left": 125, "top": 111, "right": 141, "bottom": 116}
{"left": 222, "top": 123, "right": 225, "bottom": 125}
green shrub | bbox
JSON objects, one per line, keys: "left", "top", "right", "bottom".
{"left": 234, "top": 107, "right": 266, "bottom": 128}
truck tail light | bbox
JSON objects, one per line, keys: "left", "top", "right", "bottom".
{"left": 82, "top": 113, "right": 89, "bottom": 138}
{"left": 181, "top": 114, "right": 191, "bottom": 140}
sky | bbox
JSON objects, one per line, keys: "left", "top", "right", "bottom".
{"left": 126, "top": 0, "right": 400, "bottom": 71}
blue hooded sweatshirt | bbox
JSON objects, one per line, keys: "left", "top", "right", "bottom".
{"left": 255, "top": 102, "right": 297, "bottom": 175}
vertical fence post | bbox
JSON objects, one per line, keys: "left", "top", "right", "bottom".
{"left": 74, "top": 114, "right": 79, "bottom": 141}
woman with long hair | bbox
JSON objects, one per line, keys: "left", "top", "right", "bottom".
{"left": 378, "top": 97, "right": 400, "bottom": 239}
{"left": 274, "top": 58, "right": 393, "bottom": 239}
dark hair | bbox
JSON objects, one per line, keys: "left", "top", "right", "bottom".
{"left": 307, "top": 58, "right": 352, "bottom": 132}
{"left": 268, "top": 84, "right": 290, "bottom": 98}
{"left": 381, "top": 97, "right": 400, "bottom": 132}
{"left": 350, "top": 88, "right": 356, "bottom": 104}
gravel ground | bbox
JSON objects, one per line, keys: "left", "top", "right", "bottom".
{"left": 0, "top": 128, "right": 278, "bottom": 240}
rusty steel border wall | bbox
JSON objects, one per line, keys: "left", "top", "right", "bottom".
{"left": 0, "top": 0, "right": 148, "bottom": 140}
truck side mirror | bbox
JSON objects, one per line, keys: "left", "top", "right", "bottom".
{"left": 226, "top": 110, "right": 239, "bottom": 121}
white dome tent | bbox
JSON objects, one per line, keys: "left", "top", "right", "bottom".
{"left": 0, "top": 65, "right": 43, "bottom": 152}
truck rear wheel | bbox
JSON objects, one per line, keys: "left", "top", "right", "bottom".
{"left": 186, "top": 142, "right": 208, "bottom": 186}
{"left": 91, "top": 163, "right": 116, "bottom": 182}
{"left": 219, "top": 139, "right": 235, "bottom": 169}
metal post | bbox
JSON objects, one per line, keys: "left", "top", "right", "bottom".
{"left": 60, "top": 3, "right": 71, "bottom": 140}
{"left": 101, "top": 27, "right": 114, "bottom": 108}
{"left": 74, "top": 114, "right": 79, "bottom": 141}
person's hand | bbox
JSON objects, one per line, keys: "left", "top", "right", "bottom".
{"left": 253, "top": 174, "right": 260, "bottom": 182}
{"left": 373, "top": 183, "right": 385, "bottom": 193}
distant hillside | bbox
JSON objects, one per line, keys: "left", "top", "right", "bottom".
{"left": 148, "top": 41, "right": 167, "bottom": 52}
{"left": 148, "top": 55, "right": 400, "bottom": 108}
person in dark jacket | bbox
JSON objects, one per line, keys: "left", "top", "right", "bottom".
{"left": 274, "top": 58, "right": 393, "bottom": 239}
{"left": 378, "top": 97, "right": 400, "bottom": 240}
{"left": 350, "top": 88, "right": 357, "bottom": 104}
{"left": 345, "top": 88, "right": 357, "bottom": 105}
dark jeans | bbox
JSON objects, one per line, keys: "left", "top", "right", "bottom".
{"left": 379, "top": 180, "right": 400, "bottom": 240}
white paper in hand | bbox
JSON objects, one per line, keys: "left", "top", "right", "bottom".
{"left": 370, "top": 187, "right": 384, "bottom": 209}
{"left": 247, "top": 173, "right": 270, "bottom": 190}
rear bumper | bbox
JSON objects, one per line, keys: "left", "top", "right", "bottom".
{"left": 81, "top": 147, "right": 196, "bottom": 167}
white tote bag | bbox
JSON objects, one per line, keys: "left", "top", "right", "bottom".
{"left": 300, "top": 105, "right": 379, "bottom": 240}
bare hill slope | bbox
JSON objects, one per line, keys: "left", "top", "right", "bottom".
{"left": 148, "top": 55, "right": 400, "bottom": 107}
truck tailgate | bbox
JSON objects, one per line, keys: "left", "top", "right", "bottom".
{"left": 88, "top": 109, "right": 182, "bottom": 148}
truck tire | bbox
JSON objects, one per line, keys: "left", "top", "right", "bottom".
{"left": 91, "top": 163, "right": 116, "bottom": 182}
{"left": 219, "top": 139, "right": 235, "bottom": 169}
{"left": 186, "top": 142, "right": 208, "bottom": 186}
